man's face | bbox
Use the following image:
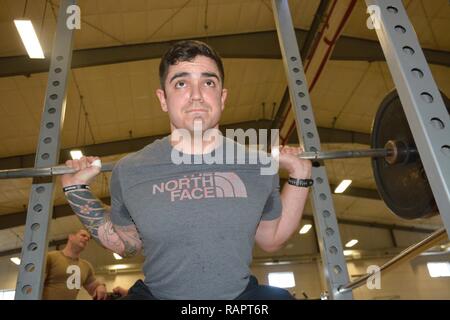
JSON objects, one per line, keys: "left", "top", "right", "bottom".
{"left": 156, "top": 55, "right": 227, "bottom": 133}
{"left": 70, "top": 230, "right": 91, "bottom": 250}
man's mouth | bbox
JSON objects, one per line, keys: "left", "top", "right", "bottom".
{"left": 186, "top": 109, "right": 208, "bottom": 113}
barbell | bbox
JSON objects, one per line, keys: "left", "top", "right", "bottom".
{"left": 0, "top": 146, "right": 412, "bottom": 178}
{"left": 0, "top": 91, "right": 448, "bottom": 220}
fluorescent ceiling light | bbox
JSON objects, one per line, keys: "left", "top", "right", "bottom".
{"left": 14, "top": 20, "right": 45, "bottom": 59}
{"left": 343, "top": 250, "right": 353, "bottom": 256}
{"left": 427, "top": 262, "right": 450, "bottom": 278}
{"left": 109, "top": 264, "right": 128, "bottom": 270}
{"left": 10, "top": 257, "right": 21, "bottom": 265}
{"left": 263, "top": 261, "right": 292, "bottom": 266}
{"left": 70, "top": 150, "right": 83, "bottom": 160}
{"left": 345, "top": 239, "right": 359, "bottom": 248}
{"left": 334, "top": 179, "right": 352, "bottom": 193}
{"left": 299, "top": 224, "right": 312, "bottom": 234}
{"left": 113, "top": 253, "right": 123, "bottom": 260}
{"left": 343, "top": 250, "right": 361, "bottom": 259}
{"left": 268, "top": 272, "right": 296, "bottom": 288}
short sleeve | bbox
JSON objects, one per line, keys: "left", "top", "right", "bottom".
{"left": 84, "top": 261, "right": 96, "bottom": 286}
{"left": 109, "top": 162, "right": 134, "bottom": 226}
{"left": 261, "top": 173, "right": 282, "bottom": 221}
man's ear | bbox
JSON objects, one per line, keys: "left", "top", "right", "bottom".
{"left": 156, "top": 89, "right": 168, "bottom": 112}
{"left": 220, "top": 88, "right": 228, "bottom": 111}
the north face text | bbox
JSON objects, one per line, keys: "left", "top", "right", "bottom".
{"left": 152, "top": 172, "right": 248, "bottom": 202}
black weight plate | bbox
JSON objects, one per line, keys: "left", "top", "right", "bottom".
{"left": 371, "top": 90, "right": 450, "bottom": 220}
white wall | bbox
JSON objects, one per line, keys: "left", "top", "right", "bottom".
{"left": 0, "top": 256, "right": 18, "bottom": 291}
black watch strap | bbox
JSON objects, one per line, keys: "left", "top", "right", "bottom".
{"left": 287, "top": 177, "right": 314, "bottom": 188}
{"left": 62, "top": 184, "right": 90, "bottom": 193}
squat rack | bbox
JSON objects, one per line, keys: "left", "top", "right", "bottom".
{"left": 15, "top": 0, "right": 76, "bottom": 300}
{"left": 13, "top": 0, "right": 450, "bottom": 299}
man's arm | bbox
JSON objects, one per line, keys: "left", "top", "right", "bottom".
{"left": 65, "top": 189, "right": 142, "bottom": 257}
{"left": 84, "top": 279, "right": 103, "bottom": 295}
{"left": 255, "top": 146, "right": 312, "bottom": 252}
{"left": 62, "top": 157, "right": 142, "bottom": 257}
{"left": 82, "top": 262, "right": 107, "bottom": 300}
{"left": 84, "top": 280, "right": 107, "bottom": 300}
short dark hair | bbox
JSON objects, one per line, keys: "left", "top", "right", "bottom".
{"left": 159, "top": 40, "right": 225, "bottom": 90}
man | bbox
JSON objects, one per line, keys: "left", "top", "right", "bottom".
{"left": 43, "top": 229, "right": 108, "bottom": 300}
{"left": 61, "top": 40, "right": 312, "bottom": 299}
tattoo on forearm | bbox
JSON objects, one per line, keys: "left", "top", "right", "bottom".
{"left": 116, "top": 225, "right": 142, "bottom": 257}
{"left": 66, "top": 190, "right": 106, "bottom": 238}
{"left": 65, "top": 190, "right": 142, "bottom": 257}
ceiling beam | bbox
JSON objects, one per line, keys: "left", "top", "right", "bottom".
{"left": 1, "top": 29, "right": 449, "bottom": 78}
{"left": 0, "top": 120, "right": 370, "bottom": 171}
{"left": 300, "top": 0, "right": 332, "bottom": 60}
{"left": 333, "top": 35, "right": 450, "bottom": 67}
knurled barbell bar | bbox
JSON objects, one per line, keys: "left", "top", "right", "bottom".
{"left": 0, "top": 143, "right": 412, "bottom": 179}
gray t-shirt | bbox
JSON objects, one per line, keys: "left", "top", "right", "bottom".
{"left": 110, "top": 136, "right": 282, "bottom": 299}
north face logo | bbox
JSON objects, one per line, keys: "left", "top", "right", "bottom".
{"left": 152, "top": 172, "right": 248, "bottom": 202}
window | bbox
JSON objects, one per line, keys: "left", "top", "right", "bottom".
{"left": 427, "top": 262, "right": 450, "bottom": 278}
{"left": 268, "top": 272, "right": 296, "bottom": 288}
{"left": 0, "top": 289, "right": 15, "bottom": 300}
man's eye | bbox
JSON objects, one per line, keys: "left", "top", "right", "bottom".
{"left": 175, "top": 81, "right": 186, "bottom": 88}
{"left": 205, "top": 80, "right": 215, "bottom": 87}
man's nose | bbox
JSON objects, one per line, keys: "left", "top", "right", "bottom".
{"left": 189, "top": 82, "right": 203, "bottom": 102}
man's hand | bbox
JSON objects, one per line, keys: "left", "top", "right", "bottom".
{"left": 276, "top": 146, "right": 312, "bottom": 179}
{"left": 113, "top": 286, "right": 129, "bottom": 297}
{"left": 61, "top": 156, "right": 101, "bottom": 187}
{"left": 93, "top": 284, "right": 108, "bottom": 300}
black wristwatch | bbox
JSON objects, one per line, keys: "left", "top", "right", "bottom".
{"left": 287, "top": 177, "right": 314, "bottom": 188}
